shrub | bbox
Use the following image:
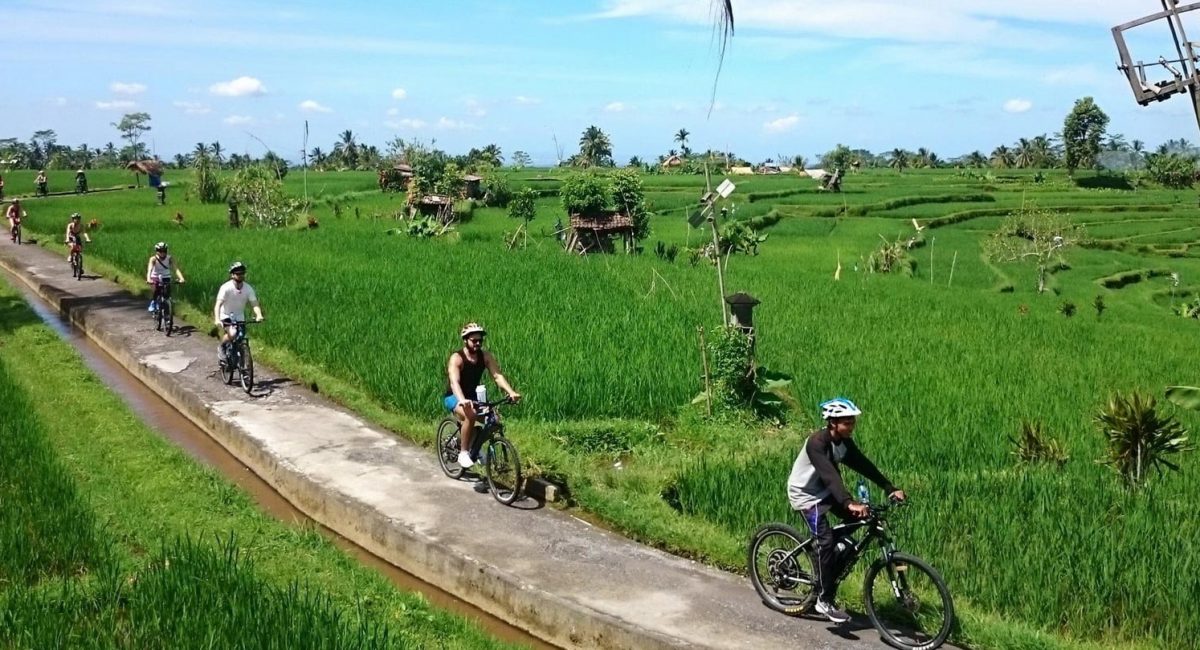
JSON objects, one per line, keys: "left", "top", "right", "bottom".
{"left": 559, "top": 171, "right": 609, "bottom": 216}
{"left": 1009, "top": 420, "right": 1069, "bottom": 467}
{"left": 1096, "top": 392, "right": 1193, "bottom": 488}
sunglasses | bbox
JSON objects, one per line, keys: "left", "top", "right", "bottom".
{"left": 466, "top": 337, "right": 484, "bottom": 344}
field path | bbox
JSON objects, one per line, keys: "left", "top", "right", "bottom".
{"left": 0, "top": 240, "right": 896, "bottom": 650}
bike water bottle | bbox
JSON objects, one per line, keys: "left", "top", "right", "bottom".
{"left": 475, "top": 385, "right": 487, "bottom": 403}
{"left": 856, "top": 478, "right": 870, "bottom": 504}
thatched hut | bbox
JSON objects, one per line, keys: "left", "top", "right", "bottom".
{"left": 565, "top": 212, "right": 635, "bottom": 254}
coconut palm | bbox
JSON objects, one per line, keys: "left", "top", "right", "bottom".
{"left": 888, "top": 148, "right": 909, "bottom": 173}
{"left": 193, "top": 142, "right": 209, "bottom": 160}
{"left": 990, "top": 145, "right": 1014, "bottom": 169}
{"left": 479, "top": 143, "right": 504, "bottom": 167}
{"left": 210, "top": 141, "right": 224, "bottom": 167}
{"left": 578, "top": 125, "right": 613, "bottom": 167}
{"left": 334, "top": 129, "right": 359, "bottom": 169}
{"left": 674, "top": 128, "right": 691, "bottom": 156}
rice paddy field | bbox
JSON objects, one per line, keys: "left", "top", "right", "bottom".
{"left": 11, "top": 165, "right": 1200, "bottom": 649}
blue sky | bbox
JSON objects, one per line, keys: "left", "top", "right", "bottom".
{"left": 3, "top": 0, "right": 1198, "bottom": 165}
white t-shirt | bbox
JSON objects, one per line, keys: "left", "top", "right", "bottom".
{"left": 148, "top": 254, "right": 173, "bottom": 280}
{"left": 215, "top": 279, "right": 258, "bottom": 322}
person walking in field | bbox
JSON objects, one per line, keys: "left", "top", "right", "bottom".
{"left": 213, "top": 262, "right": 263, "bottom": 363}
{"left": 445, "top": 322, "right": 521, "bottom": 468}
{"left": 35, "top": 170, "right": 48, "bottom": 197}
{"left": 787, "top": 397, "right": 905, "bottom": 624}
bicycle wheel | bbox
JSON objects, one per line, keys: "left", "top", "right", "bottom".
{"left": 484, "top": 436, "right": 522, "bottom": 505}
{"left": 748, "top": 523, "right": 817, "bottom": 615}
{"left": 864, "top": 552, "right": 954, "bottom": 650}
{"left": 238, "top": 343, "right": 254, "bottom": 394}
{"left": 163, "top": 300, "right": 174, "bottom": 336}
{"left": 154, "top": 300, "right": 164, "bottom": 331}
{"left": 76, "top": 253, "right": 84, "bottom": 280}
{"left": 220, "top": 347, "right": 236, "bottom": 385}
{"left": 14, "top": 225, "right": 20, "bottom": 245}
{"left": 435, "top": 419, "right": 465, "bottom": 479}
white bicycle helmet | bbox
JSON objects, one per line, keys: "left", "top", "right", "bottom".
{"left": 460, "top": 322, "right": 486, "bottom": 339}
{"left": 154, "top": 241, "right": 168, "bottom": 252}
{"left": 820, "top": 397, "right": 862, "bottom": 420}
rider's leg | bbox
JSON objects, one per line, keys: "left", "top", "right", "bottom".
{"left": 802, "top": 499, "right": 852, "bottom": 625}
{"left": 454, "top": 401, "right": 478, "bottom": 467}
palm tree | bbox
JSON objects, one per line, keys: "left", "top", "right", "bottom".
{"left": 578, "top": 125, "right": 613, "bottom": 167}
{"left": 193, "top": 142, "right": 209, "bottom": 160}
{"left": 965, "top": 150, "right": 987, "bottom": 168}
{"left": 1031, "top": 135, "right": 1055, "bottom": 168}
{"left": 1014, "top": 138, "right": 1033, "bottom": 169}
{"left": 990, "top": 145, "right": 1014, "bottom": 169}
{"left": 210, "top": 141, "right": 224, "bottom": 167}
{"left": 334, "top": 130, "right": 359, "bottom": 169}
{"left": 674, "top": 128, "right": 690, "bottom": 156}
{"left": 310, "top": 147, "right": 327, "bottom": 170}
{"left": 479, "top": 143, "right": 503, "bottom": 167}
{"left": 888, "top": 148, "right": 909, "bottom": 173}
{"left": 173, "top": 153, "right": 189, "bottom": 169}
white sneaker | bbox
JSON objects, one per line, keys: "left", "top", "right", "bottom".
{"left": 815, "top": 600, "right": 851, "bottom": 624}
{"left": 458, "top": 451, "right": 474, "bottom": 468}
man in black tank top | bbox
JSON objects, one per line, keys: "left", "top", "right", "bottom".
{"left": 445, "top": 322, "right": 521, "bottom": 468}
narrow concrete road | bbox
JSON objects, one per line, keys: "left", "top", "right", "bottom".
{"left": 0, "top": 239, "right": 893, "bottom": 650}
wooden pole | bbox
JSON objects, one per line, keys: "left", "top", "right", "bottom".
{"left": 698, "top": 326, "right": 712, "bottom": 417}
{"left": 710, "top": 211, "right": 728, "bottom": 325}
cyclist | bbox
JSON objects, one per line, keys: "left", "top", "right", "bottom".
{"left": 6, "top": 200, "right": 23, "bottom": 243}
{"left": 212, "top": 261, "right": 263, "bottom": 363}
{"left": 787, "top": 397, "right": 905, "bottom": 624}
{"left": 64, "top": 212, "right": 89, "bottom": 261}
{"left": 35, "top": 170, "right": 48, "bottom": 196}
{"left": 145, "top": 241, "right": 186, "bottom": 310}
{"left": 445, "top": 322, "right": 521, "bottom": 468}
{"left": 75, "top": 168, "right": 88, "bottom": 193}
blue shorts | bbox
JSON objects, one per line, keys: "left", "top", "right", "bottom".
{"left": 444, "top": 395, "right": 459, "bottom": 412}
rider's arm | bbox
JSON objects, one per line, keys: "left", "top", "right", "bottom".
{"left": 213, "top": 286, "right": 226, "bottom": 325}
{"left": 146, "top": 256, "right": 155, "bottom": 283}
{"left": 447, "top": 355, "right": 468, "bottom": 402}
{"left": 483, "top": 352, "right": 519, "bottom": 399}
{"left": 842, "top": 440, "right": 898, "bottom": 495}
{"left": 806, "top": 434, "right": 853, "bottom": 507}
{"left": 173, "top": 259, "right": 186, "bottom": 283}
{"left": 247, "top": 285, "right": 263, "bottom": 321}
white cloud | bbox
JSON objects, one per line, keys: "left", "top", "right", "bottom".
{"left": 95, "top": 99, "right": 137, "bottom": 110}
{"left": 173, "top": 100, "right": 211, "bottom": 114}
{"left": 223, "top": 114, "right": 253, "bottom": 125}
{"left": 298, "top": 99, "right": 332, "bottom": 113}
{"left": 386, "top": 107, "right": 400, "bottom": 116}
{"left": 465, "top": 98, "right": 487, "bottom": 117}
{"left": 514, "top": 95, "right": 541, "bottom": 105}
{"left": 48, "top": 97, "right": 68, "bottom": 107}
{"left": 385, "top": 118, "right": 426, "bottom": 130}
{"left": 110, "top": 81, "right": 146, "bottom": 95}
{"left": 210, "top": 76, "right": 266, "bottom": 97}
{"left": 437, "top": 116, "right": 474, "bottom": 130}
{"left": 764, "top": 114, "right": 801, "bottom": 133}
{"left": 604, "top": 101, "right": 627, "bottom": 112}
{"left": 391, "top": 87, "right": 407, "bottom": 100}
{"left": 1003, "top": 98, "right": 1033, "bottom": 113}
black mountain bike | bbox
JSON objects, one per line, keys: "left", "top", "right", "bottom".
{"left": 219, "top": 321, "right": 256, "bottom": 394}
{"left": 9, "top": 217, "right": 20, "bottom": 245}
{"left": 435, "top": 397, "right": 523, "bottom": 505}
{"left": 150, "top": 278, "right": 179, "bottom": 335}
{"left": 748, "top": 499, "right": 954, "bottom": 650}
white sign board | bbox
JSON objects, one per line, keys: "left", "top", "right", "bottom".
{"left": 716, "top": 178, "right": 736, "bottom": 198}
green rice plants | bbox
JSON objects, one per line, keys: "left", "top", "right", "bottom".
{"left": 1009, "top": 420, "right": 1070, "bottom": 467}
{"left": 1093, "top": 294, "right": 1106, "bottom": 317}
{"left": 1058, "top": 300, "right": 1076, "bottom": 317}
{"left": 1095, "top": 392, "right": 1193, "bottom": 488}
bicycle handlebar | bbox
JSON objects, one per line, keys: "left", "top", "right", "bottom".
{"left": 474, "top": 396, "right": 517, "bottom": 409}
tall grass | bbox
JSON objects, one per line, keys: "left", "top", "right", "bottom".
{"left": 23, "top": 168, "right": 1200, "bottom": 648}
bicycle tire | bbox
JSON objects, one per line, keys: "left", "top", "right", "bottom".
{"left": 748, "top": 522, "right": 817, "bottom": 615}
{"left": 75, "top": 253, "right": 84, "bottom": 280}
{"left": 484, "top": 436, "right": 522, "bottom": 505}
{"left": 863, "top": 552, "right": 954, "bottom": 650}
{"left": 435, "top": 418, "right": 465, "bottom": 479}
{"left": 164, "top": 300, "right": 174, "bottom": 336}
{"left": 239, "top": 343, "right": 254, "bottom": 394}
{"left": 154, "top": 300, "right": 164, "bottom": 331}
{"left": 13, "top": 225, "right": 19, "bottom": 245}
{"left": 220, "top": 347, "right": 236, "bottom": 385}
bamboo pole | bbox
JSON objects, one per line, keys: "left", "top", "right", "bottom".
{"left": 698, "top": 326, "right": 712, "bottom": 417}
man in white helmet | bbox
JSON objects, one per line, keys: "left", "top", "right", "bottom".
{"left": 445, "top": 322, "right": 521, "bottom": 469}
{"left": 787, "top": 397, "right": 905, "bottom": 624}
{"left": 213, "top": 261, "right": 263, "bottom": 362}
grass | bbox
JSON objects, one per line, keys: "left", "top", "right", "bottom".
{"left": 14, "top": 165, "right": 1200, "bottom": 649}
{"left": 0, "top": 277, "right": 518, "bottom": 649}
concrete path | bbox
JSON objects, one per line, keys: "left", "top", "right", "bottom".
{"left": 0, "top": 240, "right": 892, "bottom": 650}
